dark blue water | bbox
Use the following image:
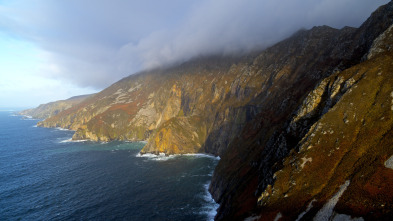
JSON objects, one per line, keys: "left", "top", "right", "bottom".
{"left": 0, "top": 111, "right": 219, "bottom": 220}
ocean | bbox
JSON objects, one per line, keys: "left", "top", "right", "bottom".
{"left": 0, "top": 111, "right": 219, "bottom": 220}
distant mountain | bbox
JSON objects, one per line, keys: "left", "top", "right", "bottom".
{"left": 19, "top": 94, "right": 93, "bottom": 119}
{"left": 34, "top": 1, "right": 393, "bottom": 220}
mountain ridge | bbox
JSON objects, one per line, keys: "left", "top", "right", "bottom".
{"left": 19, "top": 94, "right": 93, "bottom": 119}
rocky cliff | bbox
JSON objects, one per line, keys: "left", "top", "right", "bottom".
{"left": 37, "top": 55, "right": 262, "bottom": 148}
{"left": 19, "top": 94, "right": 92, "bottom": 119}
{"left": 210, "top": 2, "right": 393, "bottom": 220}
{"left": 31, "top": 1, "right": 393, "bottom": 220}
{"left": 255, "top": 33, "right": 393, "bottom": 220}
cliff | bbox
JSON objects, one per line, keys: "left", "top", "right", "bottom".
{"left": 19, "top": 94, "right": 92, "bottom": 119}
{"left": 32, "top": 1, "right": 393, "bottom": 220}
{"left": 255, "top": 32, "right": 393, "bottom": 220}
{"left": 210, "top": 2, "right": 393, "bottom": 220}
{"left": 38, "top": 23, "right": 363, "bottom": 152}
{"left": 38, "top": 55, "right": 260, "bottom": 147}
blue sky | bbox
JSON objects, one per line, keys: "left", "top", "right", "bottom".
{"left": 0, "top": 33, "right": 95, "bottom": 108}
{"left": 0, "top": 0, "right": 389, "bottom": 109}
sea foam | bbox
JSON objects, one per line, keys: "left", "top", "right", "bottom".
{"left": 200, "top": 182, "right": 219, "bottom": 221}
{"left": 182, "top": 153, "right": 220, "bottom": 160}
{"left": 55, "top": 127, "right": 73, "bottom": 131}
{"left": 21, "top": 115, "right": 39, "bottom": 120}
{"left": 135, "top": 153, "right": 176, "bottom": 161}
{"left": 59, "top": 138, "right": 88, "bottom": 143}
{"left": 136, "top": 152, "right": 220, "bottom": 161}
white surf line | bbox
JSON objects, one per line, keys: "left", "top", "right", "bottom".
{"left": 59, "top": 138, "right": 88, "bottom": 143}
{"left": 54, "top": 127, "right": 75, "bottom": 131}
{"left": 136, "top": 152, "right": 220, "bottom": 161}
{"left": 182, "top": 153, "right": 220, "bottom": 160}
{"left": 135, "top": 153, "right": 176, "bottom": 161}
{"left": 202, "top": 181, "right": 219, "bottom": 221}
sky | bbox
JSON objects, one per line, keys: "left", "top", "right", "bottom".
{"left": 0, "top": 0, "right": 390, "bottom": 109}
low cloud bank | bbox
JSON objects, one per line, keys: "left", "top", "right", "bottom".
{"left": 0, "top": 0, "right": 388, "bottom": 88}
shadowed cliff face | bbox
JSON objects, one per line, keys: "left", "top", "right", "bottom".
{"left": 32, "top": 1, "right": 393, "bottom": 220}
{"left": 209, "top": 2, "right": 393, "bottom": 220}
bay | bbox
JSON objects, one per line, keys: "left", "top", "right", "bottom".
{"left": 0, "top": 112, "right": 218, "bottom": 220}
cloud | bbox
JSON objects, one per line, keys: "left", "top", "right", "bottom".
{"left": 0, "top": 0, "right": 389, "bottom": 89}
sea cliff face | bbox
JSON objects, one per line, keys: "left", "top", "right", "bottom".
{"left": 29, "top": 1, "right": 393, "bottom": 220}
{"left": 38, "top": 56, "right": 262, "bottom": 149}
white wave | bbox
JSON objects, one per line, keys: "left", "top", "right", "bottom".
{"left": 136, "top": 152, "right": 220, "bottom": 162}
{"left": 32, "top": 125, "right": 38, "bottom": 128}
{"left": 199, "top": 182, "right": 219, "bottom": 221}
{"left": 72, "top": 139, "right": 89, "bottom": 143}
{"left": 135, "top": 152, "right": 176, "bottom": 161}
{"left": 59, "top": 138, "right": 88, "bottom": 143}
{"left": 124, "top": 140, "right": 147, "bottom": 144}
{"left": 59, "top": 138, "right": 73, "bottom": 143}
{"left": 19, "top": 115, "right": 39, "bottom": 120}
{"left": 55, "top": 127, "right": 71, "bottom": 131}
{"left": 182, "top": 153, "right": 220, "bottom": 160}
{"left": 21, "top": 115, "right": 39, "bottom": 120}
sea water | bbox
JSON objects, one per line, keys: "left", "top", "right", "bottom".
{"left": 0, "top": 111, "right": 219, "bottom": 220}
